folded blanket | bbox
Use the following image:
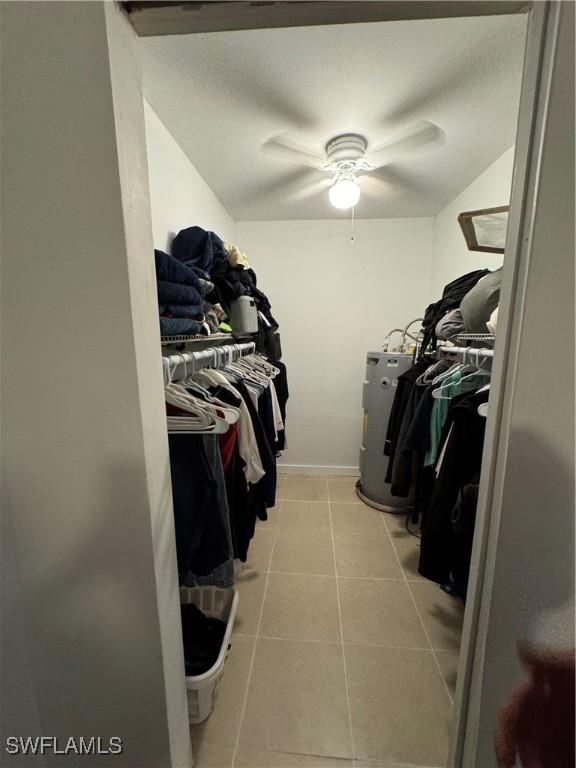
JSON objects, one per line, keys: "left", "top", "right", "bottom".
{"left": 157, "top": 279, "right": 203, "bottom": 307}
{"left": 161, "top": 303, "right": 204, "bottom": 318}
{"left": 160, "top": 317, "right": 205, "bottom": 336}
{"left": 155, "top": 249, "right": 203, "bottom": 292}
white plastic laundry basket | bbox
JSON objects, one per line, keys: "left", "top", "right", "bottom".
{"left": 180, "top": 586, "right": 239, "bottom": 724}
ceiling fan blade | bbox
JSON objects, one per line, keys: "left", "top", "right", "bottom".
{"left": 261, "top": 134, "right": 325, "bottom": 169}
{"left": 243, "top": 167, "right": 320, "bottom": 206}
{"left": 359, "top": 174, "right": 397, "bottom": 201}
{"left": 365, "top": 121, "right": 444, "bottom": 170}
{"left": 288, "top": 177, "right": 332, "bottom": 202}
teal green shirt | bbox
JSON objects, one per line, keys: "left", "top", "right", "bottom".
{"left": 424, "top": 370, "right": 487, "bottom": 467}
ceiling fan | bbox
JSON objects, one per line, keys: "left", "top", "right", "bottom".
{"left": 261, "top": 121, "right": 444, "bottom": 209}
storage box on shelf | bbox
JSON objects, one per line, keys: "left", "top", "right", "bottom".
{"left": 229, "top": 296, "right": 258, "bottom": 334}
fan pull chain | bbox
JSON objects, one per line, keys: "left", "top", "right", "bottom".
{"left": 350, "top": 205, "right": 356, "bottom": 246}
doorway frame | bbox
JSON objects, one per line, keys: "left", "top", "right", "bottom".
{"left": 446, "top": 1, "right": 555, "bottom": 764}
{"left": 125, "top": 2, "right": 558, "bottom": 765}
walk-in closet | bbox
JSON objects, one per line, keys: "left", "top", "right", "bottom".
{"left": 141, "top": 8, "right": 525, "bottom": 768}
{"left": 2, "top": 3, "right": 574, "bottom": 768}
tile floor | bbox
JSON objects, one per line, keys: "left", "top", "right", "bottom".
{"left": 191, "top": 474, "right": 464, "bottom": 768}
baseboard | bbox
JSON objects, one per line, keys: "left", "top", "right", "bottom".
{"left": 278, "top": 464, "right": 360, "bottom": 476}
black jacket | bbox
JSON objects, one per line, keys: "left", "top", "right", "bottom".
{"left": 450, "top": 472, "right": 481, "bottom": 598}
{"left": 420, "top": 270, "right": 490, "bottom": 357}
{"left": 418, "top": 389, "right": 488, "bottom": 585}
{"left": 384, "top": 358, "right": 433, "bottom": 483}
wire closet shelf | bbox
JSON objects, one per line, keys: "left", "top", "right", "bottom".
{"left": 454, "top": 332, "right": 496, "bottom": 345}
{"left": 160, "top": 333, "right": 234, "bottom": 346}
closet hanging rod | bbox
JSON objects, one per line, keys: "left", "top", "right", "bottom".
{"left": 163, "top": 342, "right": 256, "bottom": 385}
{"left": 438, "top": 345, "right": 495, "bottom": 361}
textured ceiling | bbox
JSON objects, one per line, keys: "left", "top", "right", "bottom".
{"left": 141, "top": 15, "right": 526, "bottom": 220}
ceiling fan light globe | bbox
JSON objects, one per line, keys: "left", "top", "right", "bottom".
{"left": 329, "top": 179, "right": 361, "bottom": 210}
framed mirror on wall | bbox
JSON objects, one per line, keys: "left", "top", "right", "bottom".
{"left": 458, "top": 205, "right": 509, "bottom": 254}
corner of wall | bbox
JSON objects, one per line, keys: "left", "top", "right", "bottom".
{"left": 143, "top": 99, "right": 236, "bottom": 249}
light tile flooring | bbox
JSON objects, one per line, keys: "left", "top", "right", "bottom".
{"left": 191, "top": 475, "right": 464, "bottom": 768}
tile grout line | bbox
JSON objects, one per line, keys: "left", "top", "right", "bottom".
{"left": 381, "top": 513, "right": 455, "bottom": 706}
{"left": 327, "top": 479, "right": 357, "bottom": 763}
{"left": 245, "top": 634, "right": 439, "bottom": 652}
{"left": 277, "top": 497, "right": 366, "bottom": 505}
{"left": 267, "top": 569, "right": 405, "bottom": 580}
{"left": 234, "top": 631, "right": 454, "bottom": 654}
{"left": 230, "top": 505, "right": 280, "bottom": 768}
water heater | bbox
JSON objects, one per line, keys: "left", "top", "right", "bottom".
{"left": 356, "top": 351, "right": 414, "bottom": 511}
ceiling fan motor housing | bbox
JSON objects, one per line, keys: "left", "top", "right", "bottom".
{"left": 325, "top": 134, "right": 368, "bottom": 165}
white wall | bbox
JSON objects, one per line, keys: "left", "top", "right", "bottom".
{"left": 233, "top": 150, "right": 516, "bottom": 471}
{"left": 1, "top": 4, "right": 189, "bottom": 766}
{"left": 144, "top": 100, "right": 235, "bottom": 250}
{"left": 432, "top": 147, "right": 515, "bottom": 295}
{"left": 237, "top": 219, "right": 434, "bottom": 470}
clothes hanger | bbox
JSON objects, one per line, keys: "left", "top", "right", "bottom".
{"left": 431, "top": 378, "right": 461, "bottom": 400}
{"left": 434, "top": 347, "right": 480, "bottom": 380}
{"left": 431, "top": 351, "right": 481, "bottom": 399}
{"left": 180, "top": 353, "right": 240, "bottom": 427}
{"left": 458, "top": 367, "right": 490, "bottom": 387}
{"left": 244, "top": 353, "right": 279, "bottom": 377}
{"left": 430, "top": 362, "right": 464, "bottom": 390}
{"left": 165, "top": 356, "right": 230, "bottom": 434}
{"left": 432, "top": 346, "right": 492, "bottom": 399}
{"left": 165, "top": 387, "right": 215, "bottom": 428}
{"left": 166, "top": 398, "right": 229, "bottom": 434}
{"left": 220, "top": 355, "right": 265, "bottom": 386}
{"left": 227, "top": 360, "right": 268, "bottom": 386}
{"left": 178, "top": 355, "right": 241, "bottom": 425}
{"left": 457, "top": 349, "right": 492, "bottom": 385}
{"left": 417, "top": 358, "right": 451, "bottom": 385}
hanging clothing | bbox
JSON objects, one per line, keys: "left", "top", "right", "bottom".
{"left": 196, "top": 369, "right": 265, "bottom": 485}
{"left": 168, "top": 433, "right": 234, "bottom": 587}
{"left": 389, "top": 381, "right": 434, "bottom": 498}
{"left": 219, "top": 422, "right": 238, "bottom": 473}
{"left": 234, "top": 378, "right": 277, "bottom": 512}
{"left": 418, "top": 389, "right": 489, "bottom": 586}
{"left": 272, "top": 360, "right": 289, "bottom": 451}
{"left": 384, "top": 357, "right": 433, "bottom": 483}
{"left": 224, "top": 439, "right": 253, "bottom": 562}
{"left": 451, "top": 471, "right": 481, "bottom": 599}
{"left": 424, "top": 370, "right": 489, "bottom": 468}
